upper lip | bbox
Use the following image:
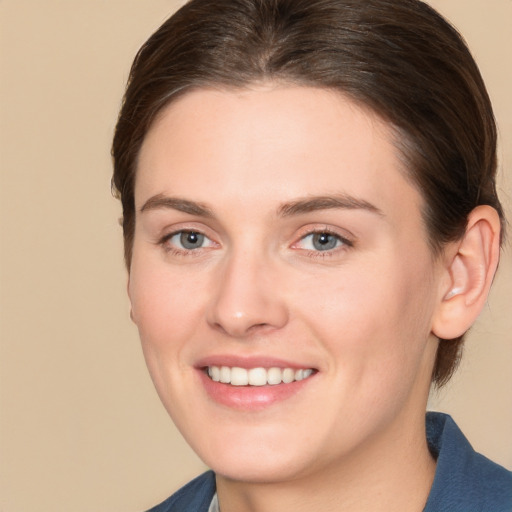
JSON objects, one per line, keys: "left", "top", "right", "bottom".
{"left": 195, "top": 354, "right": 317, "bottom": 370}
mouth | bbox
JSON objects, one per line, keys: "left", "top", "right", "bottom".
{"left": 197, "top": 357, "right": 319, "bottom": 409}
{"left": 205, "top": 366, "right": 316, "bottom": 386}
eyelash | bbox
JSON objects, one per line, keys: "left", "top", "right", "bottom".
{"left": 157, "top": 228, "right": 354, "bottom": 258}
{"left": 293, "top": 228, "right": 354, "bottom": 259}
{"left": 158, "top": 230, "right": 215, "bottom": 256}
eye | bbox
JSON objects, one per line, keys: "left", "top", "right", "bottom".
{"left": 296, "top": 231, "right": 351, "bottom": 252}
{"left": 163, "top": 230, "right": 215, "bottom": 251}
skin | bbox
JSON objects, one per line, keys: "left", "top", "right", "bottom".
{"left": 128, "top": 85, "right": 457, "bottom": 511}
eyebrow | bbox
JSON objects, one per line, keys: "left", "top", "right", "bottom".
{"left": 140, "top": 194, "right": 215, "bottom": 218}
{"left": 278, "top": 194, "right": 384, "bottom": 217}
{"left": 139, "top": 193, "right": 384, "bottom": 219}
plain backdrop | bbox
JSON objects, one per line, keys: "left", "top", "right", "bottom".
{"left": 0, "top": 1, "right": 510, "bottom": 511}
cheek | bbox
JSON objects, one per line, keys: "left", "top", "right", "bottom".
{"left": 290, "top": 254, "right": 436, "bottom": 382}
{"left": 128, "top": 261, "right": 210, "bottom": 414}
{"left": 128, "top": 258, "right": 207, "bottom": 371}
{"left": 131, "top": 257, "right": 197, "bottom": 328}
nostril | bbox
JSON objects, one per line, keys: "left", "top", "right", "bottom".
{"left": 206, "top": 265, "right": 289, "bottom": 337}
{"left": 210, "top": 319, "right": 273, "bottom": 338}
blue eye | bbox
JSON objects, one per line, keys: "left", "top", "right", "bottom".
{"left": 298, "top": 232, "right": 349, "bottom": 252}
{"left": 165, "top": 231, "right": 213, "bottom": 251}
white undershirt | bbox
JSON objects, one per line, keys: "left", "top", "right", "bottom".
{"left": 208, "top": 492, "right": 220, "bottom": 512}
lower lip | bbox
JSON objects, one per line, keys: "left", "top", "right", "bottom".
{"left": 198, "top": 370, "right": 315, "bottom": 411}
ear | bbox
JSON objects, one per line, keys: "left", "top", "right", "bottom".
{"left": 127, "top": 276, "right": 137, "bottom": 324}
{"left": 432, "top": 205, "right": 501, "bottom": 339}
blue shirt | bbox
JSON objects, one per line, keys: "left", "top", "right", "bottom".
{"left": 147, "top": 412, "right": 512, "bottom": 511}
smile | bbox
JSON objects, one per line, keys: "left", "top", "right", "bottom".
{"left": 207, "top": 366, "right": 315, "bottom": 386}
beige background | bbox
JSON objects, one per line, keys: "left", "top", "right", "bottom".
{"left": 0, "top": 1, "right": 510, "bottom": 511}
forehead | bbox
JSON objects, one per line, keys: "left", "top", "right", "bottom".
{"left": 136, "top": 85, "right": 424, "bottom": 223}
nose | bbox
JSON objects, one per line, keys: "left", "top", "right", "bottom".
{"left": 206, "top": 250, "right": 289, "bottom": 338}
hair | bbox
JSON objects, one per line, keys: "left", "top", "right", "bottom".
{"left": 112, "top": 0, "right": 504, "bottom": 386}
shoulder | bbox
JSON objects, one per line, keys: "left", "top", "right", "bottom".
{"left": 145, "top": 471, "right": 216, "bottom": 512}
{"left": 425, "top": 412, "right": 512, "bottom": 512}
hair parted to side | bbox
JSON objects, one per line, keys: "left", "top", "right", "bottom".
{"left": 112, "top": 0, "right": 504, "bottom": 387}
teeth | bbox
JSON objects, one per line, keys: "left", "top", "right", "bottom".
{"left": 248, "top": 367, "right": 267, "bottom": 386}
{"left": 209, "top": 366, "right": 221, "bottom": 382}
{"left": 282, "top": 368, "right": 295, "bottom": 384}
{"left": 267, "top": 367, "right": 282, "bottom": 385}
{"left": 231, "top": 367, "right": 249, "bottom": 386}
{"left": 207, "top": 366, "right": 315, "bottom": 386}
{"left": 220, "top": 366, "right": 231, "bottom": 384}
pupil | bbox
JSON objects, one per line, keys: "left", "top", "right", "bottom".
{"left": 313, "top": 233, "right": 337, "bottom": 251}
{"left": 180, "top": 231, "right": 203, "bottom": 249}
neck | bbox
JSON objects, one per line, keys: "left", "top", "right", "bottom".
{"left": 215, "top": 412, "right": 436, "bottom": 512}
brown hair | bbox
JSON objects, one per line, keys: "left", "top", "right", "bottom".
{"left": 112, "top": 0, "right": 504, "bottom": 386}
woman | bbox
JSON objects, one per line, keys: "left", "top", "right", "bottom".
{"left": 112, "top": 0, "right": 512, "bottom": 510}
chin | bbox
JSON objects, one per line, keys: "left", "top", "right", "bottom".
{"left": 182, "top": 421, "right": 323, "bottom": 484}
{"left": 209, "top": 454, "right": 310, "bottom": 484}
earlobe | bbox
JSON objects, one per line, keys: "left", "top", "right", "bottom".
{"left": 432, "top": 205, "right": 501, "bottom": 339}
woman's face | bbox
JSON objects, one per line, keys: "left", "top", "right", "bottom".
{"left": 129, "top": 86, "right": 443, "bottom": 482}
